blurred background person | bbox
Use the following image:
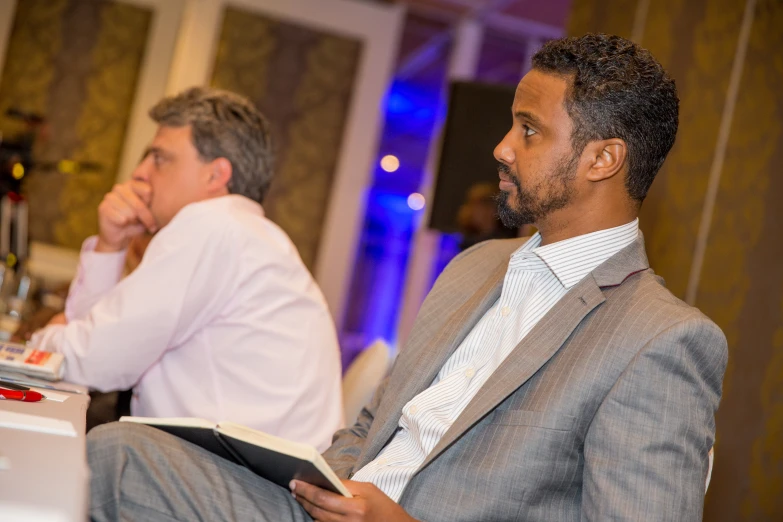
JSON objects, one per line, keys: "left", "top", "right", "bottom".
{"left": 28, "top": 87, "right": 343, "bottom": 450}
{"left": 12, "top": 232, "right": 156, "bottom": 430}
{"left": 456, "top": 182, "right": 526, "bottom": 251}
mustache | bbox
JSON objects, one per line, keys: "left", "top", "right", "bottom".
{"left": 497, "top": 162, "right": 513, "bottom": 177}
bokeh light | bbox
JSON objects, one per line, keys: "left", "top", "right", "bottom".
{"left": 407, "top": 192, "right": 425, "bottom": 211}
{"left": 380, "top": 154, "right": 400, "bottom": 173}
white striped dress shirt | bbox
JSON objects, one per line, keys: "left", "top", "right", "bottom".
{"left": 352, "top": 219, "right": 640, "bottom": 501}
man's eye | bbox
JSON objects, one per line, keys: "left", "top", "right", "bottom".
{"left": 523, "top": 125, "right": 537, "bottom": 137}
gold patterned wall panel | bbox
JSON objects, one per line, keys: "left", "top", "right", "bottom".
{"left": 210, "top": 6, "right": 362, "bottom": 271}
{"left": 569, "top": 0, "right": 745, "bottom": 299}
{"left": 0, "top": 0, "right": 66, "bottom": 139}
{"left": 210, "top": 8, "right": 275, "bottom": 106}
{"left": 55, "top": 2, "right": 151, "bottom": 248}
{"left": 640, "top": 0, "right": 745, "bottom": 299}
{"left": 568, "top": 0, "right": 637, "bottom": 39}
{"left": 746, "top": 295, "right": 783, "bottom": 520}
{"left": 569, "top": 0, "right": 783, "bottom": 519}
{"left": 0, "top": 0, "right": 66, "bottom": 243}
{"left": 0, "top": 0, "right": 151, "bottom": 249}
{"left": 700, "top": 1, "right": 783, "bottom": 520}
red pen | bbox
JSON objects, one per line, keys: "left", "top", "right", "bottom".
{"left": 0, "top": 389, "right": 46, "bottom": 402}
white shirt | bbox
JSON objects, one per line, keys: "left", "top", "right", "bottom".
{"left": 352, "top": 219, "right": 640, "bottom": 500}
{"left": 32, "top": 195, "right": 343, "bottom": 451}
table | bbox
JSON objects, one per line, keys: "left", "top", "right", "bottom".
{"left": 0, "top": 383, "right": 90, "bottom": 522}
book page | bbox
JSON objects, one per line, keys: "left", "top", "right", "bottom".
{"left": 216, "top": 422, "right": 351, "bottom": 497}
{"left": 120, "top": 416, "right": 239, "bottom": 465}
{"left": 120, "top": 416, "right": 215, "bottom": 429}
{"left": 32, "top": 389, "right": 69, "bottom": 402}
{"left": 216, "top": 422, "right": 318, "bottom": 462}
{"left": 0, "top": 410, "right": 76, "bottom": 437}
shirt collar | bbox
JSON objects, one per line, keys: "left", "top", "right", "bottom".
{"left": 510, "top": 219, "right": 640, "bottom": 289}
{"left": 187, "top": 194, "right": 265, "bottom": 217}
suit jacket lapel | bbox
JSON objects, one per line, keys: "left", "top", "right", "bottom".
{"left": 417, "top": 233, "right": 651, "bottom": 472}
{"left": 354, "top": 258, "right": 509, "bottom": 470}
{"left": 355, "top": 233, "right": 651, "bottom": 474}
{"left": 417, "top": 275, "right": 606, "bottom": 471}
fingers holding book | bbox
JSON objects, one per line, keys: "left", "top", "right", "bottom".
{"left": 289, "top": 479, "right": 418, "bottom": 522}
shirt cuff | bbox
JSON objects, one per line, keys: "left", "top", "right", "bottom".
{"left": 79, "top": 236, "right": 128, "bottom": 266}
{"left": 64, "top": 236, "right": 127, "bottom": 321}
{"left": 29, "top": 324, "right": 65, "bottom": 353}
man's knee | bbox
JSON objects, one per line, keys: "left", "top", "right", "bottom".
{"left": 89, "top": 420, "right": 130, "bottom": 450}
{"left": 88, "top": 422, "right": 126, "bottom": 464}
{"left": 88, "top": 423, "right": 128, "bottom": 489}
{"left": 87, "top": 422, "right": 155, "bottom": 474}
{"left": 88, "top": 422, "right": 137, "bottom": 520}
{"left": 88, "top": 422, "right": 171, "bottom": 516}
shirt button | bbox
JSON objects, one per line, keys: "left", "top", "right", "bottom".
{"left": 464, "top": 367, "right": 475, "bottom": 378}
{"left": 378, "top": 458, "right": 388, "bottom": 466}
{"left": 501, "top": 306, "right": 511, "bottom": 316}
{"left": 409, "top": 405, "right": 419, "bottom": 415}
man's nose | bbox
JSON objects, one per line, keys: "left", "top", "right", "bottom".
{"left": 493, "top": 132, "right": 514, "bottom": 163}
{"left": 132, "top": 158, "right": 151, "bottom": 182}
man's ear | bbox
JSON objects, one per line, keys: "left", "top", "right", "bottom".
{"left": 584, "top": 138, "right": 627, "bottom": 182}
{"left": 207, "top": 157, "right": 232, "bottom": 193}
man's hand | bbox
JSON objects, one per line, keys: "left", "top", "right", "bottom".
{"left": 96, "top": 181, "right": 157, "bottom": 252}
{"left": 290, "top": 480, "right": 418, "bottom": 522}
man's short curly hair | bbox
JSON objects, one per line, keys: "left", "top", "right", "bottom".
{"left": 532, "top": 33, "right": 679, "bottom": 202}
{"left": 149, "top": 87, "right": 275, "bottom": 204}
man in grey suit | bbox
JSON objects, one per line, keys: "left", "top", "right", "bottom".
{"left": 87, "top": 34, "right": 727, "bottom": 521}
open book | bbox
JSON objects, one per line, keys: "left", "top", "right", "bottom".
{"left": 120, "top": 417, "right": 351, "bottom": 497}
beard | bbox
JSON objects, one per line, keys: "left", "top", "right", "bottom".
{"left": 495, "top": 154, "right": 578, "bottom": 228}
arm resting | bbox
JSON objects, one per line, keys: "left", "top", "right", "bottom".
{"left": 582, "top": 316, "right": 728, "bottom": 520}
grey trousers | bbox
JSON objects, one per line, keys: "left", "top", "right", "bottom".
{"left": 88, "top": 422, "right": 314, "bottom": 522}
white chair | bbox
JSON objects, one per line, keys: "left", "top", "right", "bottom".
{"left": 342, "top": 339, "right": 391, "bottom": 426}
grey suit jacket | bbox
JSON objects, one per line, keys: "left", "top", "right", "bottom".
{"left": 323, "top": 234, "right": 727, "bottom": 521}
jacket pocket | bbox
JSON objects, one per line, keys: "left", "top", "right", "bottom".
{"left": 488, "top": 409, "right": 576, "bottom": 431}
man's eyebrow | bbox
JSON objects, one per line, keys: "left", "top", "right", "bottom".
{"left": 514, "top": 110, "right": 545, "bottom": 128}
{"left": 141, "top": 146, "right": 163, "bottom": 160}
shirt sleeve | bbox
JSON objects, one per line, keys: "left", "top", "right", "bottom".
{"left": 30, "top": 209, "right": 239, "bottom": 391}
{"left": 64, "top": 236, "right": 127, "bottom": 321}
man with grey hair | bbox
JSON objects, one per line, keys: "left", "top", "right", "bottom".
{"left": 31, "top": 87, "right": 344, "bottom": 450}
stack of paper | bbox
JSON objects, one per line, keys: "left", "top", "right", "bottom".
{"left": 0, "top": 342, "right": 65, "bottom": 381}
